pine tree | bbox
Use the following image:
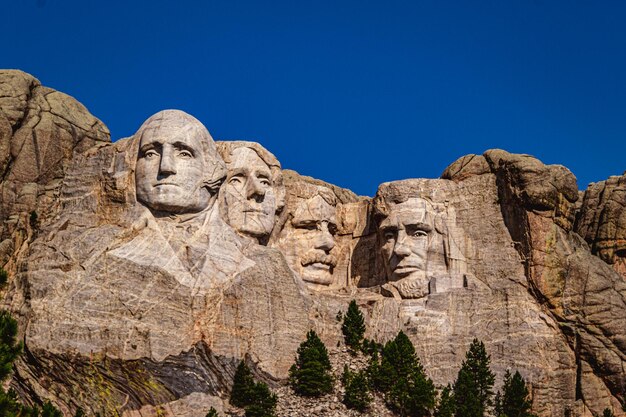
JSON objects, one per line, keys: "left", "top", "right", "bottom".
{"left": 368, "top": 331, "right": 435, "bottom": 416}
{"left": 244, "top": 381, "right": 277, "bottom": 417}
{"left": 453, "top": 338, "right": 495, "bottom": 417}
{"left": 0, "top": 268, "right": 8, "bottom": 287}
{"left": 602, "top": 408, "right": 615, "bottom": 417}
{"left": 231, "top": 360, "right": 256, "bottom": 408}
{"left": 206, "top": 407, "right": 220, "bottom": 417}
{"left": 341, "top": 300, "right": 366, "bottom": 352}
{"left": 229, "top": 361, "right": 277, "bottom": 417}
{"left": 289, "top": 330, "right": 333, "bottom": 397}
{"left": 500, "top": 370, "right": 533, "bottom": 417}
{"left": 435, "top": 384, "right": 455, "bottom": 417}
{"left": 341, "top": 366, "right": 372, "bottom": 412}
{"left": 0, "top": 311, "right": 23, "bottom": 383}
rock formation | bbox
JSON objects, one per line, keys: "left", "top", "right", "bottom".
{"left": 0, "top": 70, "right": 624, "bottom": 416}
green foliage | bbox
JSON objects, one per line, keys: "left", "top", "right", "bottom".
{"left": 0, "top": 311, "right": 23, "bottom": 383}
{"left": 341, "top": 366, "right": 372, "bottom": 412}
{"left": 244, "top": 382, "right": 277, "bottom": 417}
{"left": 41, "top": 401, "right": 63, "bottom": 417}
{"left": 29, "top": 211, "right": 38, "bottom": 229}
{"left": 361, "top": 338, "right": 382, "bottom": 357}
{"left": 435, "top": 384, "right": 455, "bottom": 417}
{"left": 341, "top": 300, "right": 366, "bottom": 352}
{"left": 0, "top": 268, "right": 8, "bottom": 288}
{"left": 499, "top": 370, "right": 533, "bottom": 417}
{"left": 205, "top": 407, "right": 220, "bottom": 417}
{"left": 75, "top": 407, "right": 86, "bottom": 417}
{"left": 368, "top": 331, "right": 435, "bottom": 416}
{"left": 289, "top": 330, "right": 333, "bottom": 397}
{"left": 231, "top": 360, "right": 256, "bottom": 407}
{"left": 230, "top": 360, "right": 277, "bottom": 417}
{"left": 453, "top": 339, "right": 495, "bottom": 417}
{"left": 602, "top": 408, "right": 615, "bottom": 417}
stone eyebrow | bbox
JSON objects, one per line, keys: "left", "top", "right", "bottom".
{"left": 405, "top": 221, "right": 433, "bottom": 232}
{"left": 138, "top": 142, "right": 161, "bottom": 153}
{"left": 171, "top": 141, "right": 196, "bottom": 154}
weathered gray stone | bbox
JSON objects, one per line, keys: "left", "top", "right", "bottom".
{"left": 0, "top": 72, "right": 624, "bottom": 416}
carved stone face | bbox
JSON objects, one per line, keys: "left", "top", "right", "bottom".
{"left": 135, "top": 120, "right": 213, "bottom": 214}
{"left": 277, "top": 195, "right": 338, "bottom": 286}
{"left": 222, "top": 147, "right": 278, "bottom": 239}
{"left": 378, "top": 198, "right": 434, "bottom": 288}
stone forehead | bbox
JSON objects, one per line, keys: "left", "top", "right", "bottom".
{"left": 292, "top": 194, "right": 337, "bottom": 223}
{"left": 385, "top": 197, "right": 435, "bottom": 224}
{"left": 137, "top": 109, "right": 212, "bottom": 141}
{"left": 217, "top": 141, "right": 281, "bottom": 170}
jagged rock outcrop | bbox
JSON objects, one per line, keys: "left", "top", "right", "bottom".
{"left": 576, "top": 173, "right": 626, "bottom": 280}
{"left": 0, "top": 71, "right": 624, "bottom": 416}
{"left": 0, "top": 70, "right": 110, "bottom": 271}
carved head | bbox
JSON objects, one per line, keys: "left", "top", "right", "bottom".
{"left": 275, "top": 185, "right": 338, "bottom": 287}
{"left": 374, "top": 194, "right": 448, "bottom": 299}
{"left": 217, "top": 141, "right": 285, "bottom": 243}
{"left": 134, "top": 110, "right": 226, "bottom": 215}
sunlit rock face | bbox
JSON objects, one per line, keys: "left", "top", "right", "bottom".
{"left": 273, "top": 184, "right": 339, "bottom": 288}
{"left": 217, "top": 141, "right": 285, "bottom": 244}
{"left": 0, "top": 71, "right": 624, "bottom": 417}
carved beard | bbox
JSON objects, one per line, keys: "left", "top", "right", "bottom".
{"left": 391, "top": 276, "right": 430, "bottom": 299}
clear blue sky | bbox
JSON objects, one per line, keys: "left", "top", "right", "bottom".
{"left": 4, "top": 0, "right": 625, "bottom": 196}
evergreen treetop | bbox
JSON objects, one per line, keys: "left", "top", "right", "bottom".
{"left": 341, "top": 300, "right": 366, "bottom": 352}
{"left": 435, "top": 384, "right": 455, "bottom": 417}
{"left": 368, "top": 331, "right": 435, "bottom": 416}
{"left": 289, "top": 330, "right": 333, "bottom": 397}
{"left": 500, "top": 370, "right": 534, "bottom": 417}
{"left": 453, "top": 338, "right": 495, "bottom": 417}
{"left": 230, "top": 360, "right": 256, "bottom": 408}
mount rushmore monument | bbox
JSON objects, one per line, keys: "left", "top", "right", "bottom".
{"left": 0, "top": 70, "right": 624, "bottom": 416}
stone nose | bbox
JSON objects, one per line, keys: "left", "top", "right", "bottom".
{"left": 158, "top": 149, "right": 177, "bottom": 175}
{"left": 314, "top": 223, "right": 335, "bottom": 252}
{"left": 246, "top": 177, "right": 266, "bottom": 201}
{"left": 393, "top": 231, "right": 411, "bottom": 257}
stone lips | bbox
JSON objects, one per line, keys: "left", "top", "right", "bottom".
{"left": 0, "top": 70, "right": 624, "bottom": 416}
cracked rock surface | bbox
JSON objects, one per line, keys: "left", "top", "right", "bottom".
{"left": 0, "top": 71, "right": 624, "bottom": 417}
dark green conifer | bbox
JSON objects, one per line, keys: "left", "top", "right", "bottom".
{"left": 368, "top": 331, "right": 435, "bottom": 416}
{"left": 244, "top": 381, "right": 277, "bottom": 417}
{"left": 341, "top": 300, "right": 366, "bottom": 352}
{"left": 500, "top": 370, "right": 533, "bottom": 417}
{"left": 205, "top": 406, "right": 220, "bottom": 417}
{"left": 0, "top": 268, "right": 8, "bottom": 288}
{"left": 289, "top": 330, "right": 333, "bottom": 397}
{"left": 341, "top": 367, "right": 372, "bottom": 412}
{"left": 0, "top": 311, "right": 23, "bottom": 383}
{"left": 435, "top": 384, "right": 455, "bottom": 417}
{"left": 602, "top": 408, "right": 615, "bottom": 417}
{"left": 231, "top": 360, "right": 255, "bottom": 408}
{"left": 453, "top": 338, "right": 495, "bottom": 417}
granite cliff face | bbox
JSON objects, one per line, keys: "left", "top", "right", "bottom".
{"left": 0, "top": 70, "right": 624, "bottom": 416}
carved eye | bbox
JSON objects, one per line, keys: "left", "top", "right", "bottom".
{"left": 259, "top": 178, "right": 271, "bottom": 186}
{"left": 229, "top": 176, "right": 243, "bottom": 184}
{"left": 383, "top": 230, "right": 396, "bottom": 241}
{"left": 328, "top": 223, "right": 338, "bottom": 235}
{"left": 410, "top": 229, "right": 428, "bottom": 238}
{"left": 144, "top": 150, "right": 159, "bottom": 159}
{"left": 179, "top": 150, "right": 193, "bottom": 158}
